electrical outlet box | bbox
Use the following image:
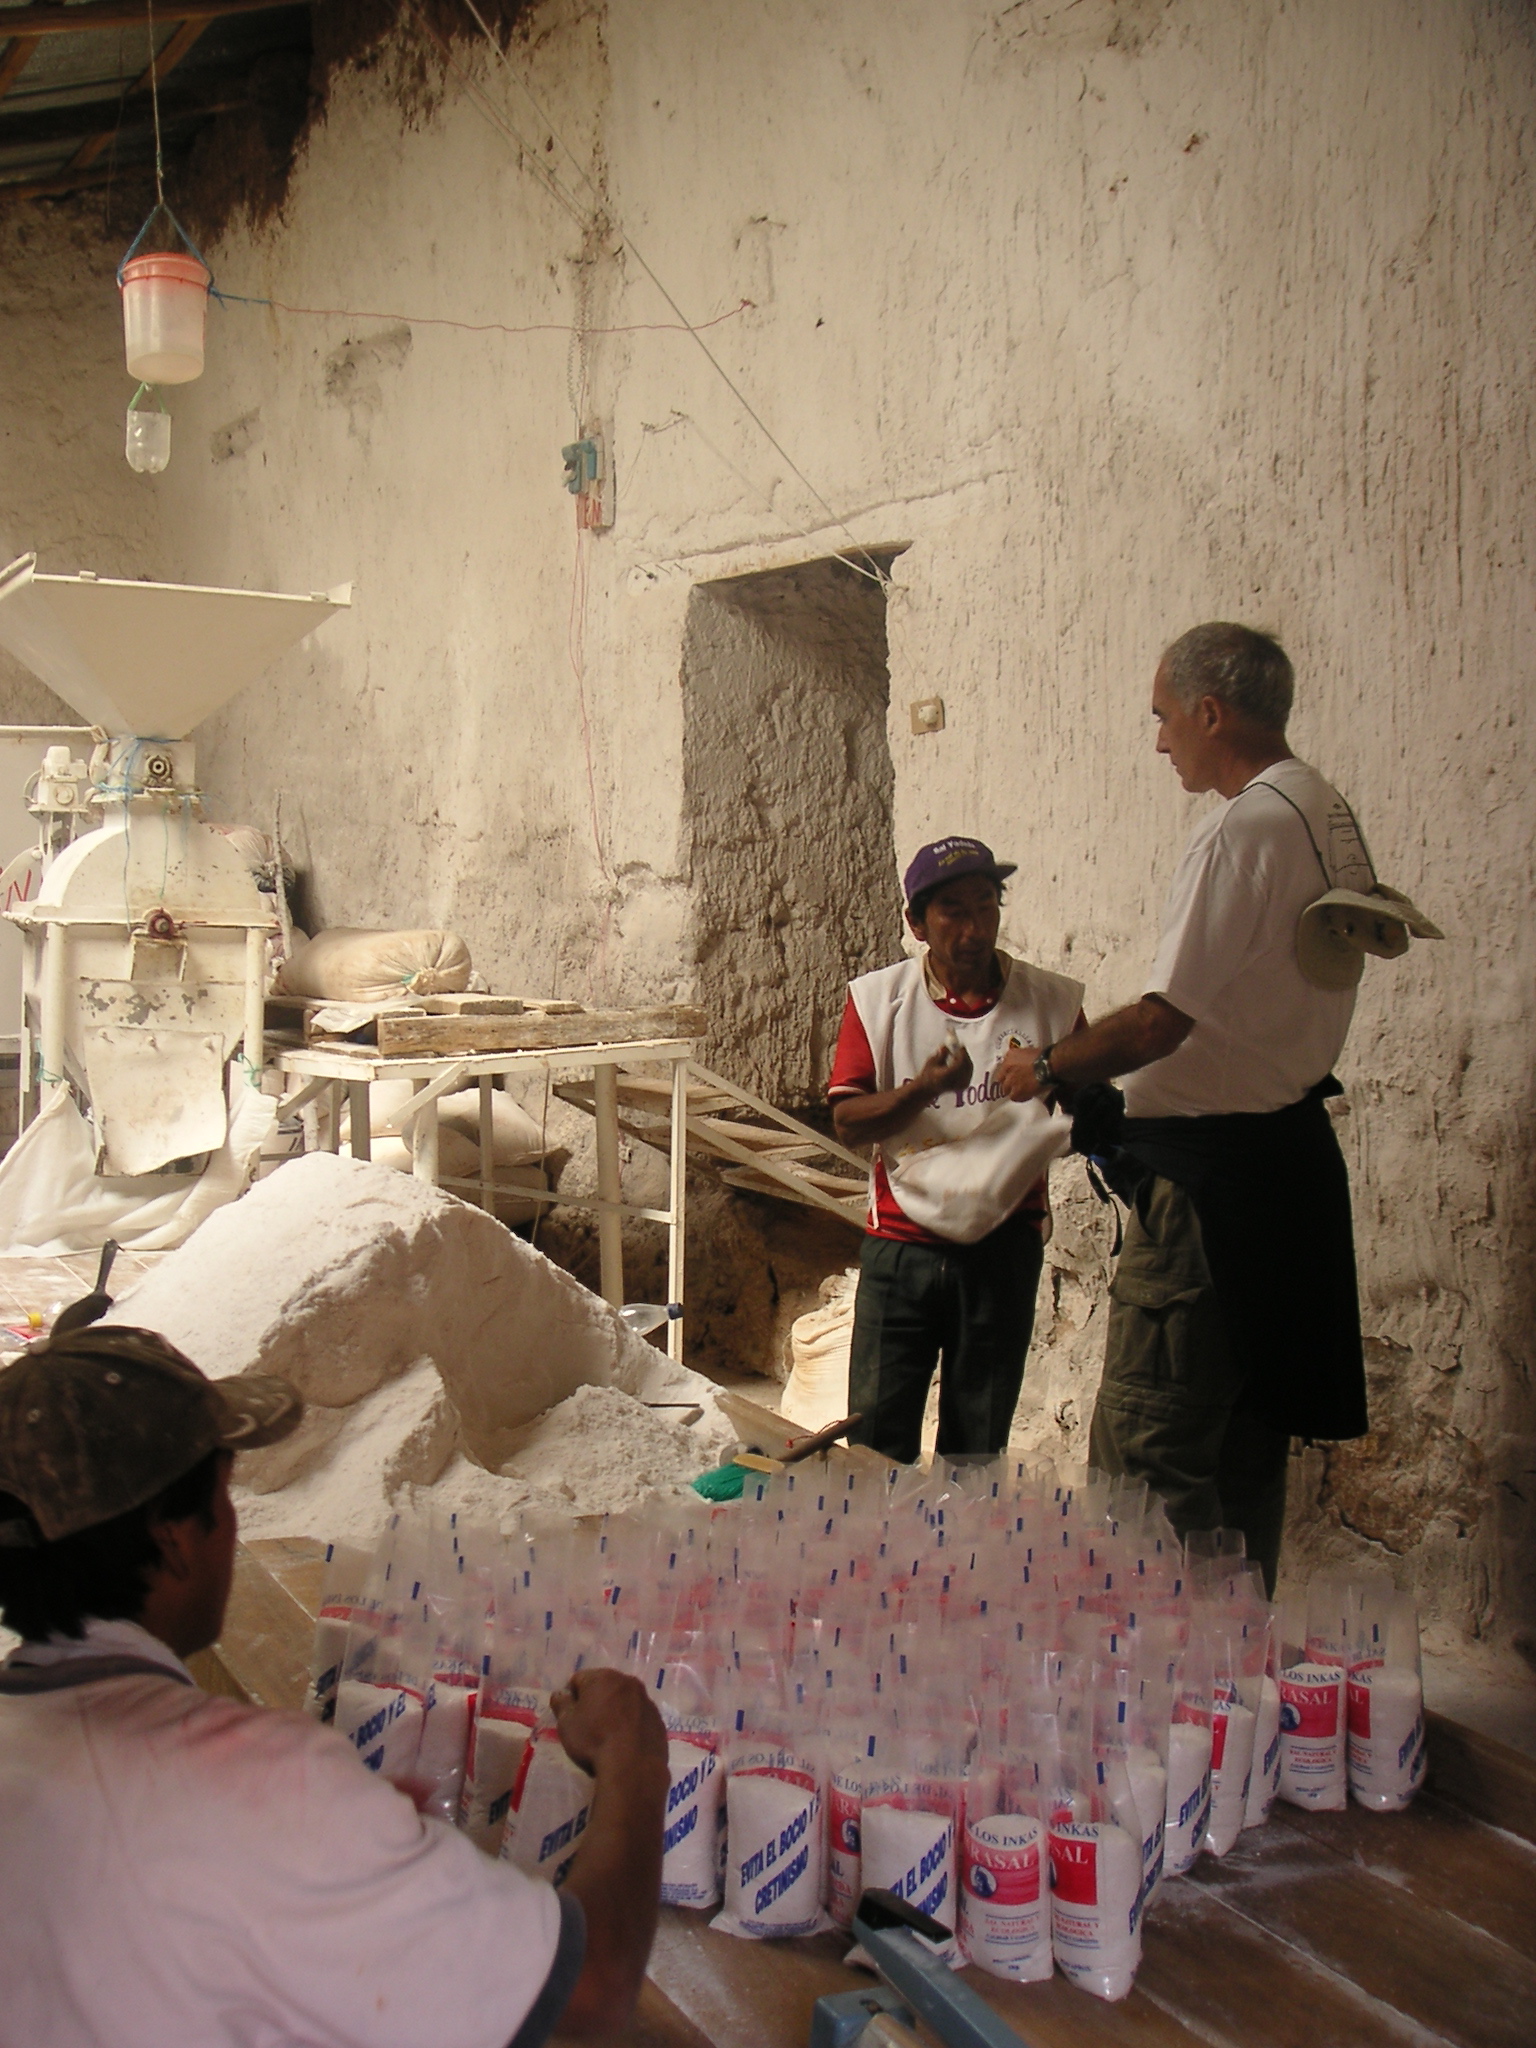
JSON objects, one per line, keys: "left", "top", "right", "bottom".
{"left": 910, "top": 697, "right": 945, "bottom": 735}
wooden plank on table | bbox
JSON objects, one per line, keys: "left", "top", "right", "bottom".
{"left": 1184, "top": 1812, "right": 1536, "bottom": 2048}
{"left": 377, "top": 1006, "right": 706, "bottom": 1056}
{"left": 1424, "top": 1709, "right": 1536, "bottom": 1846}
{"left": 1134, "top": 1876, "right": 1441, "bottom": 2048}
{"left": 1273, "top": 1791, "right": 1536, "bottom": 1965}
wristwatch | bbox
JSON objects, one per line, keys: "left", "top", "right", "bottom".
{"left": 1033, "top": 1045, "right": 1057, "bottom": 1092}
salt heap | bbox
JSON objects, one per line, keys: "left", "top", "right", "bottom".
{"left": 103, "top": 1152, "right": 727, "bottom": 1541}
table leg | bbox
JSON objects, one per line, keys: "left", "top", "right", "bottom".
{"left": 347, "top": 1082, "right": 371, "bottom": 1162}
{"left": 593, "top": 1062, "right": 624, "bottom": 1307}
{"left": 322, "top": 1082, "right": 343, "bottom": 1153}
{"left": 667, "top": 1057, "right": 688, "bottom": 1361}
{"left": 479, "top": 1076, "right": 495, "bottom": 1213}
{"left": 413, "top": 1080, "right": 439, "bottom": 1185}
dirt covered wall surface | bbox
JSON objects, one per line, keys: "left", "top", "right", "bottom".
{"left": 2, "top": 0, "right": 1531, "bottom": 1656}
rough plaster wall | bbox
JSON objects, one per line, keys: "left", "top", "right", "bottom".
{"left": 682, "top": 557, "right": 901, "bottom": 1103}
{"left": 4, "top": 0, "right": 1531, "bottom": 1649}
{"left": 0, "top": 200, "right": 160, "bottom": 720}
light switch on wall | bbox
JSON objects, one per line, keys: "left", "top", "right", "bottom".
{"left": 910, "top": 697, "right": 945, "bottom": 735}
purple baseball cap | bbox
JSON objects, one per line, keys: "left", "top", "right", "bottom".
{"left": 902, "top": 836, "right": 1017, "bottom": 908}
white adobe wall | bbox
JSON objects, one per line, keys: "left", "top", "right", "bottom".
{"left": 5, "top": 0, "right": 1531, "bottom": 1649}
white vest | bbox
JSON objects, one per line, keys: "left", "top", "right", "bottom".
{"left": 848, "top": 953, "right": 1084, "bottom": 1244}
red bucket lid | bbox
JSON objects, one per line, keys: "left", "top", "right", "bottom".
{"left": 120, "top": 253, "right": 210, "bottom": 292}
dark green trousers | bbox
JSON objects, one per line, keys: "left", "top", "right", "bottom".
{"left": 847, "top": 1213, "right": 1044, "bottom": 1465}
{"left": 1088, "top": 1174, "right": 1290, "bottom": 1594}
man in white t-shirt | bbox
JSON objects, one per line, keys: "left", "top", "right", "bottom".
{"left": 0, "top": 1326, "right": 668, "bottom": 2048}
{"left": 995, "top": 624, "right": 1372, "bottom": 1589}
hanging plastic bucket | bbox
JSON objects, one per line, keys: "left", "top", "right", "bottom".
{"left": 121, "top": 253, "right": 210, "bottom": 384}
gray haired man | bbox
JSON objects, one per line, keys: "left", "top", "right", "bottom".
{"left": 996, "top": 622, "right": 1375, "bottom": 1591}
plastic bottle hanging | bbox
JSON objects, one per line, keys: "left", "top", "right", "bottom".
{"left": 125, "top": 384, "right": 171, "bottom": 474}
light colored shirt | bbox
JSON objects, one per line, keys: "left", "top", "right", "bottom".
{"left": 1123, "top": 758, "right": 1368, "bottom": 1118}
{"left": 0, "top": 1618, "right": 578, "bottom": 2048}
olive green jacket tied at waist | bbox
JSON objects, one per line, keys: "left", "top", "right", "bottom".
{"left": 1073, "top": 1076, "right": 1367, "bottom": 1443}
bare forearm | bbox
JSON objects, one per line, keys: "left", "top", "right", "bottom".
{"left": 1047, "top": 995, "right": 1192, "bottom": 1090}
{"left": 556, "top": 1756, "right": 669, "bottom": 2035}
{"left": 833, "top": 1079, "right": 939, "bottom": 1146}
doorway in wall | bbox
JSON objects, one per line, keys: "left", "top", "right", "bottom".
{"left": 681, "top": 551, "right": 904, "bottom": 1109}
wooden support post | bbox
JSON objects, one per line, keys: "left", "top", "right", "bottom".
{"left": 321, "top": 1082, "right": 343, "bottom": 1154}
{"left": 668, "top": 1058, "right": 688, "bottom": 1360}
{"left": 413, "top": 1081, "right": 439, "bottom": 1185}
{"left": 593, "top": 1062, "right": 624, "bottom": 1307}
{"left": 346, "top": 1082, "right": 371, "bottom": 1162}
{"left": 478, "top": 1076, "right": 495, "bottom": 1213}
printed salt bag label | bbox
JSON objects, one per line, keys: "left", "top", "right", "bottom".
{"left": 827, "top": 1766, "right": 864, "bottom": 1928}
{"left": 861, "top": 1802, "right": 957, "bottom": 1957}
{"left": 961, "top": 1815, "right": 1049, "bottom": 1981}
{"left": 721, "top": 1765, "right": 825, "bottom": 1937}
{"left": 1162, "top": 1719, "right": 1212, "bottom": 1877}
{"left": 661, "top": 1735, "right": 724, "bottom": 1907}
{"left": 1278, "top": 1662, "right": 1346, "bottom": 1811}
{"left": 1346, "top": 1668, "right": 1426, "bottom": 1813}
{"left": 501, "top": 1730, "right": 592, "bottom": 1887}
{"left": 333, "top": 1679, "right": 425, "bottom": 1791}
{"left": 1049, "top": 1819, "right": 1142, "bottom": 2002}
{"left": 1204, "top": 1684, "right": 1258, "bottom": 1858}
{"left": 459, "top": 1700, "right": 536, "bottom": 1854}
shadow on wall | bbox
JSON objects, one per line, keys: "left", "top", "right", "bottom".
{"left": 682, "top": 552, "right": 906, "bottom": 1110}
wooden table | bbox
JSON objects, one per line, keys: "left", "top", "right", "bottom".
{"left": 199, "top": 1540, "right": 1536, "bottom": 2048}
{"left": 276, "top": 1035, "right": 695, "bottom": 1359}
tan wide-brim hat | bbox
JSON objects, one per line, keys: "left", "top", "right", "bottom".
{"left": 0, "top": 1325, "right": 302, "bottom": 1542}
{"left": 1297, "top": 886, "right": 1444, "bottom": 992}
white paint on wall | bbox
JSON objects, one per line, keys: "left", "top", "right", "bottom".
{"left": 3, "top": 0, "right": 1531, "bottom": 1647}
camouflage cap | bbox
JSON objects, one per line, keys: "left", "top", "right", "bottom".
{"left": 0, "top": 1326, "right": 303, "bottom": 1542}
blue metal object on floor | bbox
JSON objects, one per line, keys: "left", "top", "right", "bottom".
{"left": 809, "top": 1890, "right": 1033, "bottom": 2048}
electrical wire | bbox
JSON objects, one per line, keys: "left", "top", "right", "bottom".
{"left": 208, "top": 289, "right": 754, "bottom": 340}
{"left": 452, "top": 0, "right": 892, "bottom": 589}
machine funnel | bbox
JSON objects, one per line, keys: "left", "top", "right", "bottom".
{"left": 0, "top": 554, "right": 351, "bottom": 739}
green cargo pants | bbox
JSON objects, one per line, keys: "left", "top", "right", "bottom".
{"left": 1088, "top": 1174, "right": 1290, "bottom": 1594}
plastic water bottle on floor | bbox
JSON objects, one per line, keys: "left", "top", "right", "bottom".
{"left": 618, "top": 1302, "right": 683, "bottom": 1335}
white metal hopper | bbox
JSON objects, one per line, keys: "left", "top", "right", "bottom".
{"left": 0, "top": 554, "right": 351, "bottom": 738}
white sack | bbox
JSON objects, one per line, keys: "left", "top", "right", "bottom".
{"left": 780, "top": 1269, "right": 857, "bottom": 1432}
{"left": 274, "top": 927, "right": 472, "bottom": 1003}
{"left": 0, "top": 1076, "right": 275, "bottom": 1256}
{"left": 434, "top": 1089, "right": 545, "bottom": 1166}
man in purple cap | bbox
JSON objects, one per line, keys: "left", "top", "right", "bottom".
{"left": 0, "top": 1325, "right": 669, "bottom": 2048}
{"left": 828, "top": 837, "right": 1086, "bottom": 1461}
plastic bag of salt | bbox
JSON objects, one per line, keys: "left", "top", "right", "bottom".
{"left": 859, "top": 1693, "right": 964, "bottom": 1962}
{"left": 500, "top": 1712, "right": 594, "bottom": 1887}
{"left": 459, "top": 1566, "right": 554, "bottom": 1855}
{"left": 332, "top": 1537, "right": 431, "bottom": 1798}
{"left": 1347, "top": 1588, "right": 1426, "bottom": 1813}
{"left": 1049, "top": 1744, "right": 1144, "bottom": 2003}
{"left": 645, "top": 1632, "right": 725, "bottom": 1907}
{"left": 711, "top": 1664, "right": 829, "bottom": 1939}
{"left": 1203, "top": 1606, "right": 1270, "bottom": 1856}
{"left": 960, "top": 1710, "right": 1051, "bottom": 1983}
{"left": 418, "top": 1541, "right": 492, "bottom": 1826}
{"left": 302, "top": 1538, "right": 372, "bottom": 1723}
{"left": 1161, "top": 1633, "right": 1213, "bottom": 1878}
{"left": 1277, "top": 1585, "right": 1348, "bottom": 1812}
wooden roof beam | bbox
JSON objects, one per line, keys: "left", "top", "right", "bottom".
{"left": 0, "top": 0, "right": 302, "bottom": 36}
{"left": 68, "top": 18, "right": 211, "bottom": 171}
{"left": 0, "top": 36, "right": 40, "bottom": 101}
